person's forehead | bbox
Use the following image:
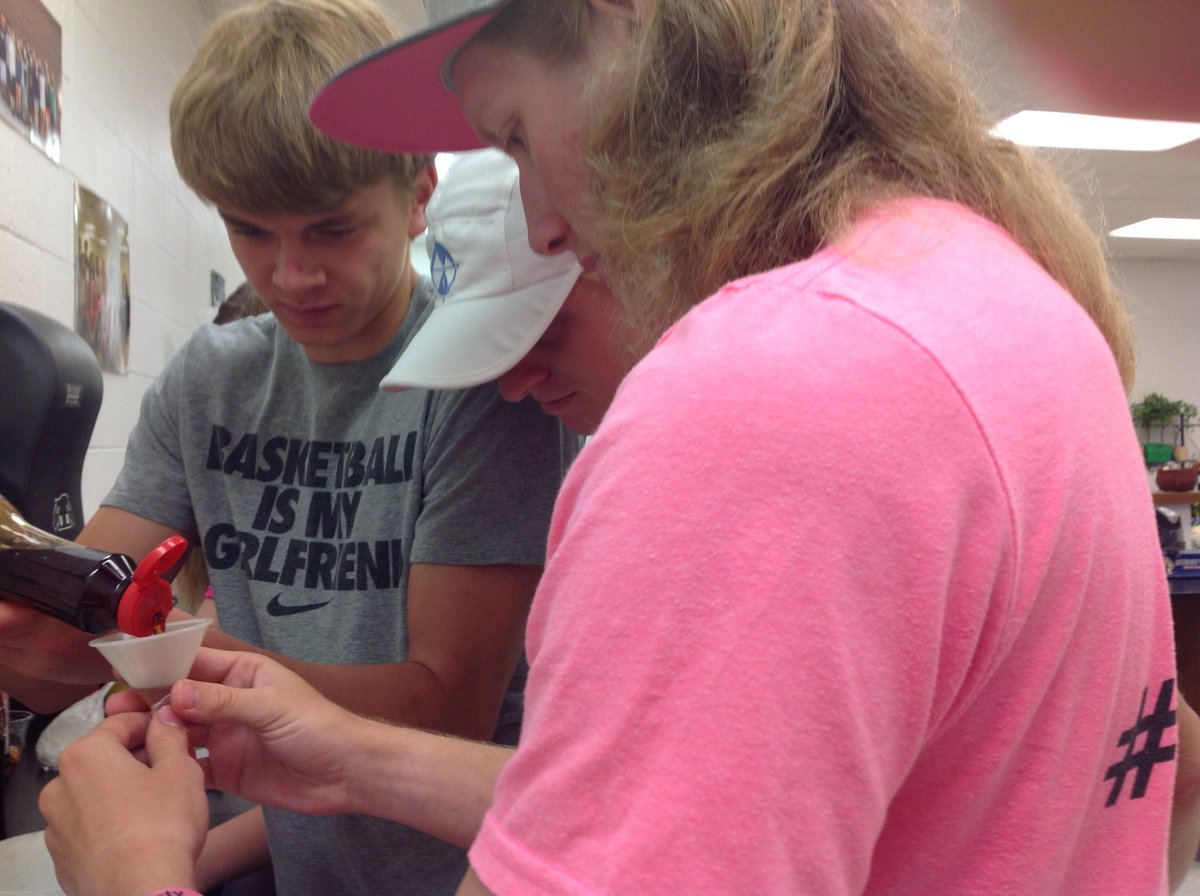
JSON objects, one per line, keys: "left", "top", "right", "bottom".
{"left": 447, "top": 39, "right": 519, "bottom": 120}
{"left": 219, "top": 181, "right": 406, "bottom": 227}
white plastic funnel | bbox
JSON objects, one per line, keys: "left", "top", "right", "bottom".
{"left": 90, "top": 618, "right": 212, "bottom": 705}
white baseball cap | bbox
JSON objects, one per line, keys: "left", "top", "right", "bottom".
{"left": 309, "top": 0, "right": 510, "bottom": 153}
{"left": 381, "top": 148, "right": 582, "bottom": 392}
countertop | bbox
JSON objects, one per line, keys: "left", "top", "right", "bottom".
{"left": 1154, "top": 491, "right": 1200, "bottom": 503}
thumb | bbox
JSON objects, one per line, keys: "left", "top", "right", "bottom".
{"left": 167, "top": 677, "right": 291, "bottom": 735}
{"left": 145, "top": 704, "right": 199, "bottom": 772}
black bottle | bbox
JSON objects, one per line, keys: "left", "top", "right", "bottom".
{"left": 0, "top": 494, "right": 185, "bottom": 635}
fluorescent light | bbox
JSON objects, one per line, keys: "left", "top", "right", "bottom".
{"left": 993, "top": 110, "right": 1200, "bottom": 151}
{"left": 1110, "top": 218, "right": 1200, "bottom": 240}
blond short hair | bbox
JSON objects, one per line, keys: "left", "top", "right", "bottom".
{"left": 172, "top": 0, "right": 432, "bottom": 214}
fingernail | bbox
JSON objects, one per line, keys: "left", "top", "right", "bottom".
{"left": 177, "top": 681, "right": 199, "bottom": 709}
{"left": 156, "top": 705, "right": 184, "bottom": 729}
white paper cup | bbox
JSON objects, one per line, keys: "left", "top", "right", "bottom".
{"left": 89, "top": 618, "right": 212, "bottom": 706}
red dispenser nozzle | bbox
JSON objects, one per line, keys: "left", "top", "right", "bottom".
{"left": 116, "top": 536, "right": 188, "bottom": 636}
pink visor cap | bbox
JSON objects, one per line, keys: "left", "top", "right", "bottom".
{"left": 381, "top": 149, "right": 582, "bottom": 392}
{"left": 309, "top": 0, "right": 510, "bottom": 153}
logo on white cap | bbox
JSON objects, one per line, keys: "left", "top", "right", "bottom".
{"left": 430, "top": 242, "right": 459, "bottom": 300}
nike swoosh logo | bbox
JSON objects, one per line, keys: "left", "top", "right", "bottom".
{"left": 266, "top": 592, "right": 333, "bottom": 617}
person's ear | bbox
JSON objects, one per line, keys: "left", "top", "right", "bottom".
{"left": 407, "top": 162, "right": 437, "bottom": 238}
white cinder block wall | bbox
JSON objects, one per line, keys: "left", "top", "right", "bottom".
{"left": 0, "top": 0, "right": 240, "bottom": 519}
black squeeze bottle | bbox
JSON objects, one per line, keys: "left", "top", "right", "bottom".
{"left": 0, "top": 493, "right": 186, "bottom": 636}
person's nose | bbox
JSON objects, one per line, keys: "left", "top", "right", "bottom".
{"left": 271, "top": 239, "right": 325, "bottom": 290}
{"left": 519, "top": 175, "right": 572, "bottom": 258}
{"left": 497, "top": 357, "right": 550, "bottom": 403}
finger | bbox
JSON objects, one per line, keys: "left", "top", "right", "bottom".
{"left": 144, "top": 706, "right": 198, "bottom": 771}
{"left": 168, "top": 676, "right": 291, "bottom": 736}
{"left": 105, "top": 685, "right": 151, "bottom": 716}
{"left": 88, "top": 710, "right": 153, "bottom": 752}
{"left": 0, "top": 599, "right": 44, "bottom": 631}
{"left": 38, "top": 776, "right": 63, "bottom": 819}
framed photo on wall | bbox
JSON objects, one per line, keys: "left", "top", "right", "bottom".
{"left": 0, "top": 0, "right": 62, "bottom": 162}
{"left": 74, "top": 184, "right": 130, "bottom": 374}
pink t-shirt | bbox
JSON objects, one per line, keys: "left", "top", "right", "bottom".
{"left": 471, "top": 200, "right": 1177, "bottom": 894}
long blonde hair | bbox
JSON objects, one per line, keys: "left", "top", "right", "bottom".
{"left": 481, "top": 0, "right": 1134, "bottom": 388}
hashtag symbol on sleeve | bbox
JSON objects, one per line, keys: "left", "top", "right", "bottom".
{"left": 1103, "top": 678, "right": 1177, "bottom": 807}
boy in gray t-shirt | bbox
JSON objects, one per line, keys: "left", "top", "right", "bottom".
{"left": 0, "top": 2, "right": 564, "bottom": 894}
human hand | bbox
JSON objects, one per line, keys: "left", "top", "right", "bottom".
{"left": 39, "top": 710, "right": 206, "bottom": 896}
{"left": 151, "top": 646, "right": 367, "bottom": 816}
{"left": 0, "top": 599, "right": 112, "bottom": 684}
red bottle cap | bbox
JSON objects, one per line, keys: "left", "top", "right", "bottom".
{"left": 116, "top": 536, "right": 189, "bottom": 636}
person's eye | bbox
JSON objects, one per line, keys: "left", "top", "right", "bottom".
{"left": 228, "top": 224, "right": 267, "bottom": 239}
{"left": 315, "top": 225, "right": 357, "bottom": 240}
{"left": 505, "top": 126, "right": 527, "bottom": 153}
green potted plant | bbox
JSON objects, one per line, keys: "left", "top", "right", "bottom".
{"left": 1131, "top": 392, "right": 1198, "bottom": 464}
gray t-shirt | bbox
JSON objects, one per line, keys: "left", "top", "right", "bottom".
{"left": 104, "top": 279, "right": 565, "bottom": 895}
